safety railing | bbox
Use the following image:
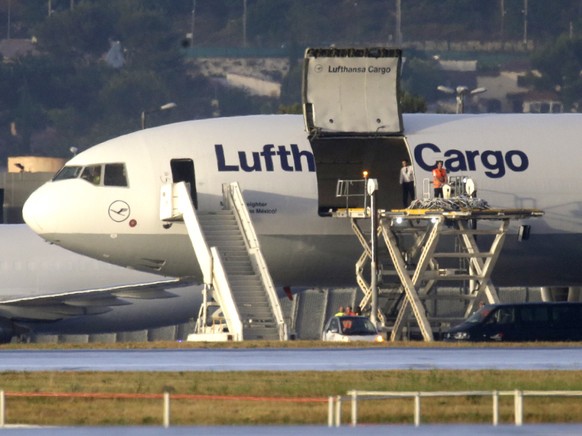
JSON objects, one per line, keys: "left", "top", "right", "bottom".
{"left": 328, "top": 389, "right": 582, "bottom": 427}
{"left": 2, "top": 389, "right": 581, "bottom": 427}
{"left": 336, "top": 179, "right": 368, "bottom": 211}
{"left": 0, "top": 390, "right": 327, "bottom": 428}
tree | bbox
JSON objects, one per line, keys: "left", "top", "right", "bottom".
{"left": 531, "top": 35, "right": 582, "bottom": 110}
{"left": 400, "top": 54, "right": 446, "bottom": 103}
{"left": 23, "top": 2, "right": 210, "bottom": 152}
{"left": 400, "top": 90, "right": 427, "bottom": 113}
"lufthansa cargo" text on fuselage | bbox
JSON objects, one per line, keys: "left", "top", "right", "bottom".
{"left": 215, "top": 144, "right": 316, "bottom": 172}
{"left": 215, "top": 143, "right": 529, "bottom": 178}
{"left": 414, "top": 143, "right": 528, "bottom": 179}
{"left": 327, "top": 65, "right": 392, "bottom": 75}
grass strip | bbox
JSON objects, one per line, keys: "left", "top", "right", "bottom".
{"left": 1, "top": 370, "right": 582, "bottom": 425}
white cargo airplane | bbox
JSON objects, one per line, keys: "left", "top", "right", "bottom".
{"left": 21, "top": 113, "right": 582, "bottom": 302}
{"left": 0, "top": 224, "right": 199, "bottom": 341}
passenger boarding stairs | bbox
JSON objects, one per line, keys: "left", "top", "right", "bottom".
{"left": 160, "top": 181, "right": 287, "bottom": 341}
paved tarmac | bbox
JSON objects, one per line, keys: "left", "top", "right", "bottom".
{"left": 1, "top": 347, "right": 582, "bottom": 371}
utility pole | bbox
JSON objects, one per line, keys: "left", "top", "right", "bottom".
{"left": 523, "top": 0, "right": 528, "bottom": 46}
{"left": 242, "top": 0, "right": 247, "bottom": 48}
{"left": 368, "top": 178, "right": 379, "bottom": 327}
{"left": 6, "top": 0, "right": 10, "bottom": 40}
{"left": 500, "top": 0, "right": 505, "bottom": 42}
{"left": 395, "top": 0, "right": 402, "bottom": 45}
{"left": 191, "top": 0, "right": 196, "bottom": 46}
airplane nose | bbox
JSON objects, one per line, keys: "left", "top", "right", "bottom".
{"left": 23, "top": 184, "right": 56, "bottom": 235}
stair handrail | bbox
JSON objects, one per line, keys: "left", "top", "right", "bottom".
{"left": 210, "top": 247, "right": 244, "bottom": 340}
{"left": 173, "top": 182, "right": 243, "bottom": 340}
{"left": 223, "top": 182, "right": 288, "bottom": 340}
{"left": 172, "top": 182, "right": 212, "bottom": 284}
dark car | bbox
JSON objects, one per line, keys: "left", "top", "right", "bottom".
{"left": 444, "top": 302, "right": 582, "bottom": 342}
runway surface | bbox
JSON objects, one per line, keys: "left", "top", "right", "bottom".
{"left": 1, "top": 347, "right": 582, "bottom": 371}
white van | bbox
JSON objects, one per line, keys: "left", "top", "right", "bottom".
{"left": 322, "top": 316, "right": 384, "bottom": 342}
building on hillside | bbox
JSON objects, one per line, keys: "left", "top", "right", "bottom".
{"left": 0, "top": 38, "right": 37, "bottom": 62}
{"left": 476, "top": 71, "right": 529, "bottom": 113}
{"left": 7, "top": 156, "right": 65, "bottom": 173}
{"left": 1, "top": 156, "right": 64, "bottom": 223}
{"left": 520, "top": 90, "right": 564, "bottom": 113}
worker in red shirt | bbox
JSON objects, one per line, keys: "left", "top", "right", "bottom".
{"left": 432, "top": 160, "right": 447, "bottom": 198}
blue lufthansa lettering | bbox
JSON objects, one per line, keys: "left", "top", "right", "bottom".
{"left": 239, "top": 151, "right": 262, "bottom": 172}
{"left": 414, "top": 143, "right": 529, "bottom": 178}
{"left": 465, "top": 150, "right": 480, "bottom": 171}
{"left": 215, "top": 144, "right": 238, "bottom": 171}
{"left": 443, "top": 149, "right": 467, "bottom": 172}
{"left": 414, "top": 143, "right": 439, "bottom": 171}
{"left": 481, "top": 150, "right": 505, "bottom": 178}
{"left": 261, "top": 144, "right": 276, "bottom": 171}
{"left": 277, "top": 145, "right": 294, "bottom": 171}
{"left": 505, "top": 150, "right": 529, "bottom": 172}
{"left": 216, "top": 144, "right": 315, "bottom": 172}
{"left": 291, "top": 144, "right": 316, "bottom": 172}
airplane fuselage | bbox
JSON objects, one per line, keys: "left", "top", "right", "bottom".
{"left": 23, "top": 114, "right": 582, "bottom": 287}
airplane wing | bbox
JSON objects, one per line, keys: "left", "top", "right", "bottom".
{"left": 0, "top": 278, "right": 185, "bottom": 322}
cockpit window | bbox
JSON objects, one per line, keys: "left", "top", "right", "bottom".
{"left": 81, "top": 165, "right": 102, "bottom": 185}
{"left": 52, "top": 163, "right": 128, "bottom": 187}
{"left": 53, "top": 166, "right": 82, "bottom": 181}
{"left": 104, "top": 163, "right": 128, "bottom": 186}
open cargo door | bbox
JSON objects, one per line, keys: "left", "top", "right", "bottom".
{"left": 302, "top": 47, "right": 409, "bottom": 212}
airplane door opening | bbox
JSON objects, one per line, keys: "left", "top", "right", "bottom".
{"left": 309, "top": 136, "right": 411, "bottom": 215}
{"left": 171, "top": 159, "right": 197, "bottom": 209}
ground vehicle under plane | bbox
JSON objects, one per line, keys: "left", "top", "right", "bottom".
{"left": 22, "top": 113, "right": 582, "bottom": 291}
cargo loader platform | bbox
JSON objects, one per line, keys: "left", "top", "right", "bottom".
{"left": 337, "top": 196, "right": 543, "bottom": 342}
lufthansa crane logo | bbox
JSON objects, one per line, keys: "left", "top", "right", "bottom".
{"left": 108, "top": 200, "right": 130, "bottom": 222}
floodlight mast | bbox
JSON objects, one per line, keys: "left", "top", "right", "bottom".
{"left": 367, "top": 178, "right": 379, "bottom": 327}
{"left": 140, "top": 102, "right": 177, "bottom": 130}
{"left": 437, "top": 85, "right": 486, "bottom": 114}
